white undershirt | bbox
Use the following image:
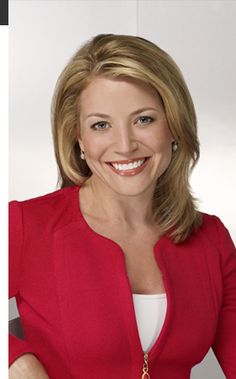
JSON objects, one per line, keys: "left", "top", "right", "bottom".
{"left": 132, "top": 293, "right": 167, "bottom": 352}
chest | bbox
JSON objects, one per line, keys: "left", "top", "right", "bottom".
{"left": 54, "top": 226, "right": 220, "bottom": 368}
{"left": 93, "top": 226, "right": 166, "bottom": 294}
{"left": 118, "top": 240, "right": 166, "bottom": 294}
{"left": 20, "top": 222, "right": 222, "bottom": 376}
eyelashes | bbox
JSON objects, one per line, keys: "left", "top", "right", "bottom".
{"left": 90, "top": 121, "right": 110, "bottom": 130}
{"left": 90, "top": 116, "right": 154, "bottom": 131}
{"left": 136, "top": 116, "right": 154, "bottom": 125}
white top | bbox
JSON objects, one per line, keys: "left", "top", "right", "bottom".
{"left": 132, "top": 293, "right": 167, "bottom": 352}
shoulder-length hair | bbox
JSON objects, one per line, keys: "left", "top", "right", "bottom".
{"left": 51, "top": 33, "right": 202, "bottom": 243}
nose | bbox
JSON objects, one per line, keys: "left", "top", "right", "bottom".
{"left": 114, "top": 125, "right": 138, "bottom": 155}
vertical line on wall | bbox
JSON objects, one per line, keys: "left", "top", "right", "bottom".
{"left": 136, "top": 0, "right": 139, "bottom": 35}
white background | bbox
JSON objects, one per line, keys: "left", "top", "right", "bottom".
{"left": 9, "top": 1, "right": 236, "bottom": 378}
{"left": 1, "top": 24, "right": 8, "bottom": 378}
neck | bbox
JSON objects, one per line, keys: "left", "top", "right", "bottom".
{"left": 80, "top": 177, "right": 156, "bottom": 229}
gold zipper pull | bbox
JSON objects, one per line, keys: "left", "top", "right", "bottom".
{"left": 141, "top": 352, "right": 150, "bottom": 379}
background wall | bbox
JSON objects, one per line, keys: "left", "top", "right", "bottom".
{"left": 9, "top": 1, "right": 236, "bottom": 377}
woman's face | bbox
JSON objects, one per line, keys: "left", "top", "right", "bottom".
{"left": 79, "top": 76, "right": 174, "bottom": 197}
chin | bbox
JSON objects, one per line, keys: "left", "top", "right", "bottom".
{"left": 108, "top": 181, "right": 155, "bottom": 198}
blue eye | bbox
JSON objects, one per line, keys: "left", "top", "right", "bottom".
{"left": 90, "top": 121, "right": 110, "bottom": 130}
{"left": 137, "top": 116, "right": 154, "bottom": 125}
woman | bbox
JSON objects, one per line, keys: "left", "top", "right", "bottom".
{"left": 9, "top": 34, "right": 236, "bottom": 378}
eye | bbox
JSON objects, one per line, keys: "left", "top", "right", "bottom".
{"left": 90, "top": 121, "right": 110, "bottom": 131}
{"left": 136, "top": 116, "right": 154, "bottom": 125}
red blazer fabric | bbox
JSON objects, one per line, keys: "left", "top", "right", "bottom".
{"left": 9, "top": 186, "right": 236, "bottom": 378}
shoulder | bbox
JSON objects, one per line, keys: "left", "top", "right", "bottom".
{"left": 10, "top": 185, "right": 78, "bottom": 205}
{"left": 9, "top": 186, "right": 79, "bottom": 210}
{"left": 9, "top": 185, "right": 80, "bottom": 231}
{"left": 198, "top": 212, "right": 232, "bottom": 241}
{"left": 195, "top": 212, "right": 235, "bottom": 257}
{"left": 200, "top": 212, "right": 225, "bottom": 235}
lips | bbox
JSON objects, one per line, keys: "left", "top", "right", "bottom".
{"left": 106, "top": 157, "right": 150, "bottom": 176}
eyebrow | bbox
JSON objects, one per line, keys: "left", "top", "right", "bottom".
{"left": 85, "top": 107, "right": 159, "bottom": 119}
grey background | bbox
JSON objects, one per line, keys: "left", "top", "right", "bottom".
{"left": 9, "top": 1, "right": 236, "bottom": 377}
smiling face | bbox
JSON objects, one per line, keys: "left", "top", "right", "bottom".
{"left": 78, "top": 76, "right": 174, "bottom": 197}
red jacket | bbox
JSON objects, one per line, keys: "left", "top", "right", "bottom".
{"left": 9, "top": 186, "right": 236, "bottom": 378}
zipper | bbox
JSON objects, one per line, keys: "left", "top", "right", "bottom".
{"left": 141, "top": 352, "right": 150, "bottom": 378}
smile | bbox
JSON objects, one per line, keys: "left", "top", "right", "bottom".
{"left": 106, "top": 157, "right": 150, "bottom": 176}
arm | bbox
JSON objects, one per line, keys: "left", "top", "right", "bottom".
{"left": 211, "top": 218, "right": 236, "bottom": 378}
{"left": 9, "top": 353, "right": 50, "bottom": 379}
{"left": 9, "top": 201, "right": 49, "bottom": 378}
{"left": 9, "top": 201, "right": 35, "bottom": 364}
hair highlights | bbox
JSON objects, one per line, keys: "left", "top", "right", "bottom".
{"left": 51, "top": 34, "right": 201, "bottom": 243}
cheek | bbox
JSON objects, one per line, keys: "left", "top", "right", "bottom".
{"left": 145, "top": 127, "right": 172, "bottom": 154}
{"left": 152, "top": 146, "right": 172, "bottom": 178}
{"left": 147, "top": 129, "right": 173, "bottom": 172}
{"left": 155, "top": 138, "right": 171, "bottom": 152}
{"left": 81, "top": 134, "right": 109, "bottom": 160}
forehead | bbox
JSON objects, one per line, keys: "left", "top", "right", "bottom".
{"left": 79, "top": 76, "right": 163, "bottom": 115}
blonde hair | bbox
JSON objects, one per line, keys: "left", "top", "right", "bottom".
{"left": 51, "top": 33, "right": 201, "bottom": 243}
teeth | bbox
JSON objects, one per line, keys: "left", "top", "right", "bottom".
{"left": 111, "top": 159, "right": 145, "bottom": 171}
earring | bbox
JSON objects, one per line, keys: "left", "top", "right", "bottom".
{"left": 172, "top": 141, "right": 178, "bottom": 152}
{"left": 80, "top": 150, "right": 85, "bottom": 160}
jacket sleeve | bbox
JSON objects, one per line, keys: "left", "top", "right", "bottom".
{"left": 9, "top": 201, "right": 36, "bottom": 366}
{"left": 211, "top": 217, "right": 236, "bottom": 378}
